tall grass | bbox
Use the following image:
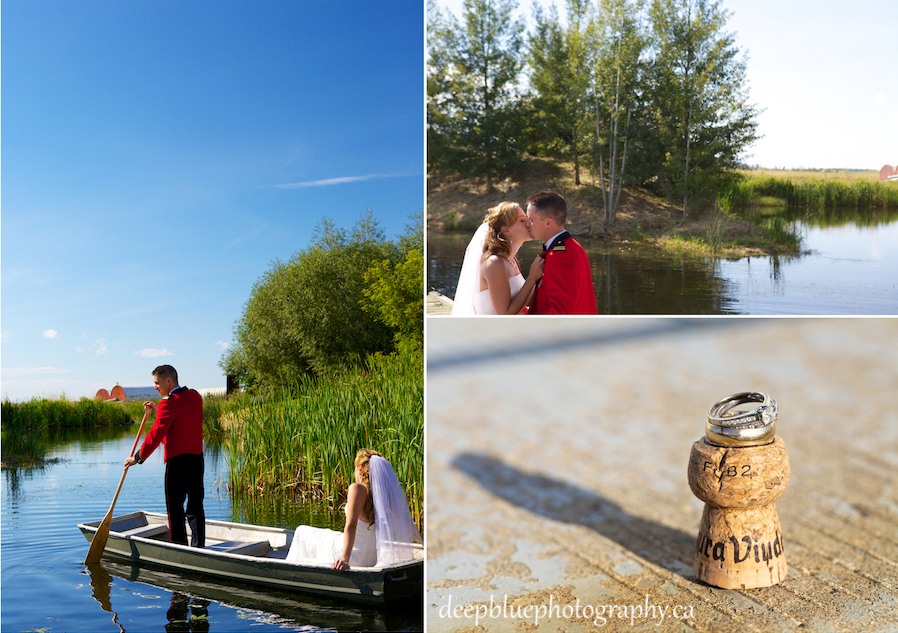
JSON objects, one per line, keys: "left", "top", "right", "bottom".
{"left": 726, "top": 172, "right": 898, "bottom": 210}
{"left": 223, "top": 351, "right": 423, "bottom": 528}
{"left": 1, "top": 397, "right": 136, "bottom": 463}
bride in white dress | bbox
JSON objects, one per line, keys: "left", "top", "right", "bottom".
{"left": 452, "top": 202, "right": 544, "bottom": 315}
{"left": 286, "top": 449, "right": 422, "bottom": 569}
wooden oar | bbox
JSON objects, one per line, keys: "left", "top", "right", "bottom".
{"left": 83, "top": 409, "right": 150, "bottom": 564}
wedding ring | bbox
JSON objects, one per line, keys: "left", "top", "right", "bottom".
{"left": 707, "top": 391, "right": 777, "bottom": 428}
{"left": 705, "top": 420, "right": 776, "bottom": 446}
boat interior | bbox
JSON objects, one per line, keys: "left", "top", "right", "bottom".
{"left": 103, "top": 511, "right": 292, "bottom": 559}
{"left": 91, "top": 511, "right": 423, "bottom": 563}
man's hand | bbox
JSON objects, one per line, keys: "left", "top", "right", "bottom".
{"left": 143, "top": 400, "right": 157, "bottom": 413}
{"left": 124, "top": 456, "right": 138, "bottom": 469}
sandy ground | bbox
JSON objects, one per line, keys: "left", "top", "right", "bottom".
{"left": 425, "top": 318, "right": 898, "bottom": 632}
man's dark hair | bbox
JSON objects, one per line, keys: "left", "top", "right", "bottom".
{"left": 152, "top": 365, "right": 179, "bottom": 385}
{"left": 527, "top": 190, "right": 567, "bottom": 226}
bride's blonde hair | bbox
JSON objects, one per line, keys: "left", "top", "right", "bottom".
{"left": 354, "top": 449, "right": 382, "bottom": 525}
{"left": 481, "top": 202, "right": 521, "bottom": 262}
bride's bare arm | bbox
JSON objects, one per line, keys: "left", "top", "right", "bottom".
{"left": 333, "top": 482, "right": 366, "bottom": 571}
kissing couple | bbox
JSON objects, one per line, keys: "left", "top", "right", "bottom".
{"left": 452, "top": 190, "right": 598, "bottom": 316}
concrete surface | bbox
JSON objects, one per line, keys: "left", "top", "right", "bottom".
{"left": 426, "top": 318, "right": 898, "bottom": 632}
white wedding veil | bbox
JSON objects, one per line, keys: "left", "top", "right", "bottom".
{"left": 451, "top": 221, "right": 488, "bottom": 315}
{"left": 369, "top": 455, "right": 423, "bottom": 565}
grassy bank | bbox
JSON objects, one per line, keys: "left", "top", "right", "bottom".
{"left": 727, "top": 169, "right": 898, "bottom": 210}
{"left": 428, "top": 158, "right": 805, "bottom": 258}
{"left": 1, "top": 397, "right": 137, "bottom": 466}
{"left": 222, "top": 351, "right": 424, "bottom": 529}
{"left": 1, "top": 366, "right": 423, "bottom": 528}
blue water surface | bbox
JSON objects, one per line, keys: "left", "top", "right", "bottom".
{"left": 1, "top": 430, "right": 421, "bottom": 632}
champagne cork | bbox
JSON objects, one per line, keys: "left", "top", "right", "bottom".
{"left": 687, "top": 392, "right": 789, "bottom": 589}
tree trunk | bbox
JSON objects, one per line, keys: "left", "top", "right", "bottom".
{"left": 596, "top": 99, "right": 610, "bottom": 222}
{"left": 683, "top": 100, "right": 693, "bottom": 221}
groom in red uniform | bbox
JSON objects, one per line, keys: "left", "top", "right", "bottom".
{"left": 526, "top": 191, "right": 598, "bottom": 314}
{"left": 124, "top": 365, "right": 205, "bottom": 547}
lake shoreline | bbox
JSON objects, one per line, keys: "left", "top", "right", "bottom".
{"left": 428, "top": 160, "right": 805, "bottom": 260}
{"left": 428, "top": 160, "right": 898, "bottom": 260}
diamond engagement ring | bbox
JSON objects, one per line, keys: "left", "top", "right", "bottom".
{"left": 707, "top": 392, "right": 777, "bottom": 428}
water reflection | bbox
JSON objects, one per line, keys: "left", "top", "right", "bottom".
{"left": 429, "top": 235, "right": 743, "bottom": 314}
{"left": 789, "top": 206, "right": 898, "bottom": 228}
{"left": 85, "top": 564, "right": 125, "bottom": 633}
{"left": 95, "top": 560, "right": 414, "bottom": 632}
{"left": 231, "top": 491, "right": 342, "bottom": 531}
{"left": 428, "top": 214, "right": 898, "bottom": 314}
{"left": 166, "top": 593, "right": 211, "bottom": 632}
{"left": 2, "top": 430, "right": 423, "bottom": 631}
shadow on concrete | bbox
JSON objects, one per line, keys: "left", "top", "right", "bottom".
{"left": 452, "top": 452, "right": 696, "bottom": 578}
{"left": 428, "top": 318, "right": 757, "bottom": 374}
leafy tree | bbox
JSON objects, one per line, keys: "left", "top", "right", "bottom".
{"left": 646, "top": 0, "right": 760, "bottom": 219}
{"left": 527, "top": 0, "right": 595, "bottom": 186}
{"left": 221, "top": 212, "right": 401, "bottom": 390}
{"left": 363, "top": 212, "right": 424, "bottom": 355}
{"left": 427, "top": 0, "right": 526, "bottom": 192}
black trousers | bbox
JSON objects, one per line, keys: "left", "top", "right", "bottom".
{"left": 165, "top": 453, "right": 205, "bottom": 547}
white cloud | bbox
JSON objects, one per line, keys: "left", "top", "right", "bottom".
{"left": 872, "top": 93, "right": 890, "bottom": 107}
{"left": 43, "top": 329, "right": 59, "bottom": 339}
{"left": 276, "top": 175, "right": 378, "bottom": 189}
{"left": 136, "top": 348, "right": 173, "bottom": 358}
{"left": 214, "top": 341, "right": 229, "bottom": 350}
{"left": 1, "top": 331, "right": 11, "bottom": 343}
{"left": 74, "top": 339, "right": 109, "bottom": 356}
{"left": 226, "top": 228, "right": 262, "bottom": 250}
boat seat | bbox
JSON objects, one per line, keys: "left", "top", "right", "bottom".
{"left": 118, "top": 524, "right": 170, "bottom": 539}
{"left": 205, "top": 539, "right": 271, "bottom": 556}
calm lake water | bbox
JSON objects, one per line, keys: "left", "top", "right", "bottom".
{"left": 1, "top": 428, "right": 422, "bottom": 632}
{"left": 428, "top": 213, "right": 898, "bottom": 315}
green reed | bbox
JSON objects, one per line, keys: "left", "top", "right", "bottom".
{"left": 223, "top": 351, "right": 423, "bottom": 527}
{"left": 725, "top": 174, "right": 898, "bottom": 210}
{"left": 1, "top": 397, "right": 137, "bottom": 463}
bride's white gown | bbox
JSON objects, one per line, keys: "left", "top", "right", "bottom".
{"left": 474, "top": 273, "right": 526, "bottom": 315}
{"left": 286, "top": 514, "right": 377, "bottom": 567}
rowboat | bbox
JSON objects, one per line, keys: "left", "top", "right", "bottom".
{"left": 77, "top": 510, "right": 423, "bottom": 606}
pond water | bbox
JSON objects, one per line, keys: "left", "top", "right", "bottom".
{"left": 1, "top": 428, "right": 422, "bottom": 632}
{"left": 428, "top": 213, "right": 898, "bottom": 315}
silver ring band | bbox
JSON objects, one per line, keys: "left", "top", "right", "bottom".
{"left": 708, "top": 391, "right": 777, "bottom": 428}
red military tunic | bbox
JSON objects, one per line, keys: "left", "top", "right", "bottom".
{"left": 136, "top": 386, "right": 203, "bottom": 463}
{"left": 529, "top": 231, "right": 598, "bottom": 315}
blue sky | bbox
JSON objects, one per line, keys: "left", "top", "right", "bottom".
{"left": 436, "top": 0, "right": 898, "bottom": 170}
{"left": 2, "top": 0, "right": 424, "bottom": 401}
